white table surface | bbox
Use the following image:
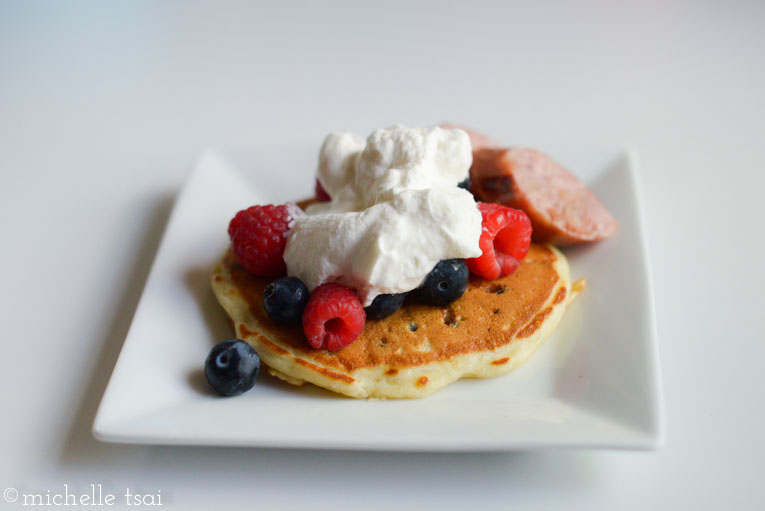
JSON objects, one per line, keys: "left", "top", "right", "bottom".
{"left": 1, "top": 1, "right": 763, "bottom": 509}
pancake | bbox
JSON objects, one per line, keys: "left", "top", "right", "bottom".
{"left": 211, "top": 243, "right": 581, "bottom": 399}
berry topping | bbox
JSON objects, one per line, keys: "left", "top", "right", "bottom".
{"left": 228, "top": 204, "right": 300, "bottom": 277}
{"left": 263, "top": 276, "right": 309, "bottom": 326}
{"left": 302, "top": 283, "right": 366, "bottom": 351}
{"left": 466, "top": 202, "right": 532, "bottom": 280}
{"left": 364, "top": 293, "right": 407, "bottom": 320}
{"left": 457, "top": 176, "right": 471, "bottom": 191}
{"left": 315, "top": 179, "right": 331, "bottom": 202}
{"left": 204, "top": 340, "right": 261, "bottom": 396}
{"left": 415, "top": 259, "right": 469, "bottom": 306}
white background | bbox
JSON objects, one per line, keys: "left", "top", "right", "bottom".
{"left": 1, "top": 0, "right": 763, "bottom": 509}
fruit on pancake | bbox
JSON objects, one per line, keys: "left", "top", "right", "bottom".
{"left": 204, "top": 340, "right": 261, "bottom": 396}
{"left": 302, "top": 283, "right": 366, "bottom": 351}
{"left": 364, "top": 293, "right": 407, "bottom": 320}
{"left": 415, "top": 259, "right": 469, "bottom": 306}
{"left": 263, "top": 276, "right": 309, "bottom": 326}
{"left": 466, "top": 202, "right": 532, "bottom": 280}
{"left": 470, "top": 148, "right": 617, "bottom": 245}
{"left": 457, "top": 176, "right": 472, "bottom": 192}
{"left": 228, "top": 204, "right": 301, "bottom": 276}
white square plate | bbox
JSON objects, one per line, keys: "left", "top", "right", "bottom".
{"left": 93, "top": 147, "right": 663, "bottom": 451}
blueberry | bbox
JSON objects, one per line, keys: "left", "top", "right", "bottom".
{"left": 204, "top": 340, "right": 261, "bottom": 396}
{"left": 416, "top": 259, "right": 469, "bottom": 306}
{"left": 457, "top": 176, "right": 471, "bottom": 191}
{"left": 263, "top": 276, "right": 309, "bottom": 325}
{"left": 364, "top": 293, "right": 407, "bottom": 320}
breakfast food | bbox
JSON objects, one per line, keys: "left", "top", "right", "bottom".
{"left": 207, "top": 124, "right": 612, "bottom": 398}
{"left": 212, "top": 242, "right": 577, "bottom": 398}
{"left": 204, "top": 340, "right": 261, "bottom": 396}
{"left": 471, "top": 148, "right": 618, "bottom": 245}
{"left": 442, "top": 125, "right": 618, "bottom": 245}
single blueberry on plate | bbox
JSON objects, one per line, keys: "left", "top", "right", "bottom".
{"left": 204, "top": 340, "right": 261, "bottom": 396}
{"left": 364, "top": 293, "right": 407, "bottom": 320}
{"left": 416, "top": 259, "right": 469, "bottom": 306}
{"left": 263, "top": 276, "right": 309, "bottom": 325}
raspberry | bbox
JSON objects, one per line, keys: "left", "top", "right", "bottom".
{"left": 466, "top": 202, "right": 532, "bottom": 280}
{"left": 315, "top": 179, "right": 331, "bottom": 202}
{"left": 228, "top": 204, "right": 299, "bottom": 277}
{"left": 302, "top": 283, "right": 366, "bottom": 351}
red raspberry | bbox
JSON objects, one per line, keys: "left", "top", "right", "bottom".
{"left": 315, "top": 179, "right": 331, "bottom": 202}
{"left": 228, "top": 204, "right": 299, "bottom": 277}
{"left": 302, "top": 283, "right": 366, "bottom": 351}
{"left": 466, "top": 202, "right": 532, "bottom": 280}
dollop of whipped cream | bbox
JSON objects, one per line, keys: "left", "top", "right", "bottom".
{"left": 283, "top": 125, "right": 482, "bottom": 306}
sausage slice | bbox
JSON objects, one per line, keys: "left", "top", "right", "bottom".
{"left": 470, "top": 148, "right": 618, "bottom": 245}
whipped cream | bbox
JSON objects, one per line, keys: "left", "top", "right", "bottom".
{"left": 283, "top": 125, "right": 482, "bottom": 306}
